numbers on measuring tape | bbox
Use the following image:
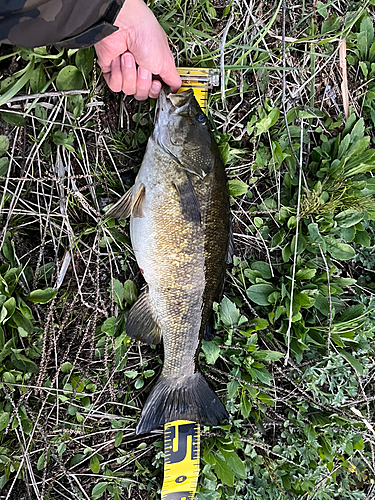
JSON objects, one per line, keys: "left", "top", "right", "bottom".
{"left": 165, "top": 422, "right": 199, "bottom": 464}
{"left": 162, "top": 492, "right": 194, "bottom": 500}
{"left": 162, "top": 421, "right": 200, "bottom": 500}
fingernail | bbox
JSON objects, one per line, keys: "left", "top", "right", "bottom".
{"left": 138, "top": 67, "right": 150, "bottom": 80}
{"left": 113, "top": 56, "right": 121, "bottom": 67}
{"left": 123, "top": 53, "right": 133, "bottom": 68}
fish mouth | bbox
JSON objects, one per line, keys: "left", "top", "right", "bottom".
{"left": 154, "top": 86, "right": 194, "bottom": 124}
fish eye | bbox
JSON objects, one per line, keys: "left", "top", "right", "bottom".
{"left": 197, "top": 114, "right": 206, "bottom": 124}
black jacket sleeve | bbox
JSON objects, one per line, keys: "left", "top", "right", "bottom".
{"left": 0, "top": 0, "right": 124, "bottom": 49}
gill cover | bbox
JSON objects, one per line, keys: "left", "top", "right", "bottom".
{"left": 153, "top": 86, "right": 217, "bottom": 178}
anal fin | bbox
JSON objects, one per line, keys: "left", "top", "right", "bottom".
{"left": 126, "top": 291, "right": 161, "bottom": 345}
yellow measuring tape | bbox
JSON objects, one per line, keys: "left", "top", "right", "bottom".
{"left": 176, "top": 67, "right": 220, "bottom": 114}
{"left": 161, "top": 69, "right": 218, "bottom": 500}
{"left": 162, "top": 420, "right": 200, "bottom": 500}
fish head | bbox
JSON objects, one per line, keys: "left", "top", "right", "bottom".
{"left": 153, "top": 86, "right": 218, "bottom": 178}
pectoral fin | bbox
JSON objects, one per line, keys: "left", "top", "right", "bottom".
{"left": 173, "top": 176, "right": 200, "bottom": 223}
{"left": 126, "top": 291, "right": 161, "bottom": 345}
{"left": 106, "top": 184, "right": 145, "bottom": 219}
{"left": 132, "top": 184, "right": 146, "bottom": 218}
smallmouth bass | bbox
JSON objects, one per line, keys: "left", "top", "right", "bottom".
{"left": 107, "top": 86, "right": 231, "bottom": 434}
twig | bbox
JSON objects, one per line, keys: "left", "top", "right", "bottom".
{"left": 284, "top": 119, "right": 304, "bottom": 366}
{"left": 2, "top": 89, "right": 90, "bottom": 105}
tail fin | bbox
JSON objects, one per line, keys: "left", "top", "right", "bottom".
{"left": 136, "top": 372, "right": 228, "bottom": 435}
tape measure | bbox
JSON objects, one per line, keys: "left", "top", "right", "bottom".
{"left": 177, "top": 67, "right": 220, "bottom": 114}
{"left": 161, "top": 420, "right": 200, "bottom": 500}
{"left": 161, "top": 69, "right": 218, "bottom": 499}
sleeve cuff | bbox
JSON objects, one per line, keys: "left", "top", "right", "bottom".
{"left": 55, "top": 0, "right": 123, "bottom": 49}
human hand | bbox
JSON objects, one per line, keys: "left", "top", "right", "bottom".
{"left": 94, "top": 0, "right": 181, "bottom": 100}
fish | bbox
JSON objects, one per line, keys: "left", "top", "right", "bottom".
{"left": 106, "top": 86, "right": 231, "bottom": 435}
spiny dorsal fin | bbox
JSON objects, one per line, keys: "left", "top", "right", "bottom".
{"left": 173, "top": 175, "right": 200, "bottom": 223}
{"left": 132, "top": 184, "right": 145, "bottom": 218}
{"left": 106, "top": 184, "right": 145, "bottom": 219}
{"left": 126, "top": 291, "right": 161, "bottom": 345}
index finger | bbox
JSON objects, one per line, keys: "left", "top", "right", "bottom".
{"left": 159, "top": 55, "right": 181, "bottom": 93}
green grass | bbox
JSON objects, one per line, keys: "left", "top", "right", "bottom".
{"left": 0, "top": 0, "right": 375, "bottom": 499}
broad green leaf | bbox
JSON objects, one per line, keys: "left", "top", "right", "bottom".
{"left": 37, "top": 452, "right": 45, "bottom": 471}
{"left": 325, "top": 237, "right": 355, "bottom": 261}
{"left": 253, "top": 366, "right": 273, "bottom": 385}
{"left": 221, "top": 450, "right": 247, "bottom": 478}
{"left": 123, "top": 280, "right": 138, "bottom": 305}
{"left": 254, "top": 350, "right": 284, "bottom": 362}
{"left": 53, "top": 131, "right": 74, "bottom": 146}
{"left": 26, "top": 288, "right": 57, "bottom": 304}
{"left": 340, "top": 226, "right": 356, "bottom": 242}
{"left": 101, "top": 317, "right": 116, "bottom": 336}
{"left": 10, "top": 352, "right": 38, "bottom": 373}
{"left": 0, "top": 412, "right": 9, "bottom": 431}
{"left": 90, "top": 455, "right": 100, "bottom": 474}
{"left": 214, "top": 456, "right": 234, "bottom": 486}
{"left": 134, "top": 378, "right": 144, "bottom": 389}
{"left": 256, "top": 107, "right": 280, "bottom": 134}
{"left": 240, "top": 391, "right": 252, "bottom": 418}
{"left": 3, "top": 297, "right": 15, "bottom": 318}
{"left": 56, "top": 65, "right": 83, "bottom": 91}
{"left": 338, "top": 349, "right": 363, "bottom": 375}
{"left": 30, "top": 63, "right": 46, "bottom": 93}
{"left": 12, "top": 311, "right": 33, "bottom": 334}
{"left": 0, "top": 136, "right": 9, "bottom": 156}
{"left": 295, "top": 292, "right": 315, "bottom": 308}
{"left": 0, "top": 112, "right": 25, "bottom": 127}
{"left": 354, "top": 230, "right": 371, "bottom": 247}
{"left": 219, "top": 296, "right": 240, "bottom": 327}
{"left": 314, "top": 294, "right": 329, "bottom": 317}
{"left": 61, "top": 362, "right": 73, "bottom": 373}
{"left": 57, "top": 443, "right": 66, "bottom": 459}
{"left": 359, "top": 16, "right": 374, "bottom": 59}
{"left": 246, "top": 284, "right": 275, "bottom": 306}
{"left": 75, "top": 48, "right": 94, "bottom": 77}
{"left": 124, "top": 370, "right": 138, "bottom": 379}
{"left": 338, "top": 304, "right": 363, "bottom": 323}
{"left": 91, "top": 482, "right": 108, "bottom": 499}
{"left": 201, "top": 340, "right": 220, "bottom": 364}
{"left": 1, "top": 233, "right": 14, "bottom": 266}
{"left": 109, "top": 279, "right": 125, "bottom": 308}
{"left": 115, "top": 431, "right": 123, "bottom": 447}
{"left": 270, "top": 229, "right": 285, "bottom": 249}
{"left": 228, "top": 179, "right": 248, "bottom": 197}
{"left": 227, "top": 379, "right": 239, "bottom": 398}
{"left": 0, "top": 157, "right": 9, "bottom": 176}
{"left": 295, "top": 268, "right": 316, "bottom": 280}
{"left": 335, "top": 210, "right": 363, "bottom": 228}
{"left": 251, "top": 261, "right": 272, "bottom": 279}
